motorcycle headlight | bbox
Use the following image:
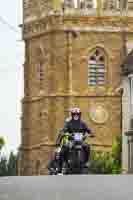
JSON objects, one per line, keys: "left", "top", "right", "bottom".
{"left": 74, "top": 133, "right": 82, "bottom": 141}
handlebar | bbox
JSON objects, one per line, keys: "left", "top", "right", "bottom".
{"left": 63, "top": 132, "right": 95, "bottom": 137}
{"left": 59, "top": 132, "right": 95, "bottom": 144}
{"left": 63, "top": 132, "right": 95, "bottom": 141}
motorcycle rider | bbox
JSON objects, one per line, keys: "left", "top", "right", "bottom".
{"left": 56, "top": 107, "right": 94, "bottom": 168}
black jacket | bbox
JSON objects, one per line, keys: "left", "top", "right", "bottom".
{"left": 56, "top": 119, "right": 91, "bottom": 146}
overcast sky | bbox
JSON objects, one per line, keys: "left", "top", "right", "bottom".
{"left": 0, "top": 0, "right": 24, "bottom": 154}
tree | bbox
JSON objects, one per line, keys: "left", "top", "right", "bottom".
{"left": 0, "top": 157, "right": 8, "bottom": 176}
{"left": 7, "top": 152, "right": 17, "bottom": 176}
{"left": 0, "top": 137, "right": 17, "bottom": 176}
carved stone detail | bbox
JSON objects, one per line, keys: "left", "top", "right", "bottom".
{"left": 23, "top": 19, "right": 48, "bottom": 38}
{"left": 23, "top": 17, "right": 133, "bottom": 40}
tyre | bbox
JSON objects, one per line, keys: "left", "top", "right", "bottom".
{"left": 61, "top": 162, "right": 69, "bottom": 174}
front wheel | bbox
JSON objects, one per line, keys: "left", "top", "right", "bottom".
{"left": 75, "top": 148, "right": 85, "bottom": 164}
{"left": 61, "top": 162, "right": 69, "bottom": 175}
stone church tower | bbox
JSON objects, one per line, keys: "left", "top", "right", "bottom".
{"left": 18, "top": 0, "right": 133, "bottom": 175}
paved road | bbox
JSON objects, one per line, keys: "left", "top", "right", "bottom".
{"left": 0, "top": 176, "right": 133, "bottom": 200}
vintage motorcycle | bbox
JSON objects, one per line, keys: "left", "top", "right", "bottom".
{"left": 60, "top": 132, "right": 91, "bottom": 174}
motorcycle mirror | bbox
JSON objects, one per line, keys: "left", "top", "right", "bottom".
{"left": 90, "top": 135, "right": 95, "bottom": 138}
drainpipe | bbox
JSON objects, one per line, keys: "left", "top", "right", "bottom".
{"left": 125, "top": 74, "right": 133, "bottom": 173}
{"left": 125, "top": 118, "right": 133, "bottom": 173}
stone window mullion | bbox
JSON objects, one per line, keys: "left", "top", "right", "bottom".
{"left": 88, "top": 48, "right": 106, "bottom": 86}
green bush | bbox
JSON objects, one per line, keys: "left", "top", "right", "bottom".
{"left": 89, "top": 135, "right": 122, "bottom": 174}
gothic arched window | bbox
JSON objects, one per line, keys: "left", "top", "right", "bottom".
{"left": 102, "top": 0, "right": 118, "bottom": 10}
{"left": 84, "top": 0, "right": 95, "bottom": 9}
{"left": 88, "top": 48, "right": 106, "bottom": 86}
{"left": 62, "top": 0, "right": 75, "bottom": 9}
{"left": 128, "top": 0, "right": 133, "bottom": 10}
{"left": 62, "top": 0, "right": 95, "bottom": 9}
